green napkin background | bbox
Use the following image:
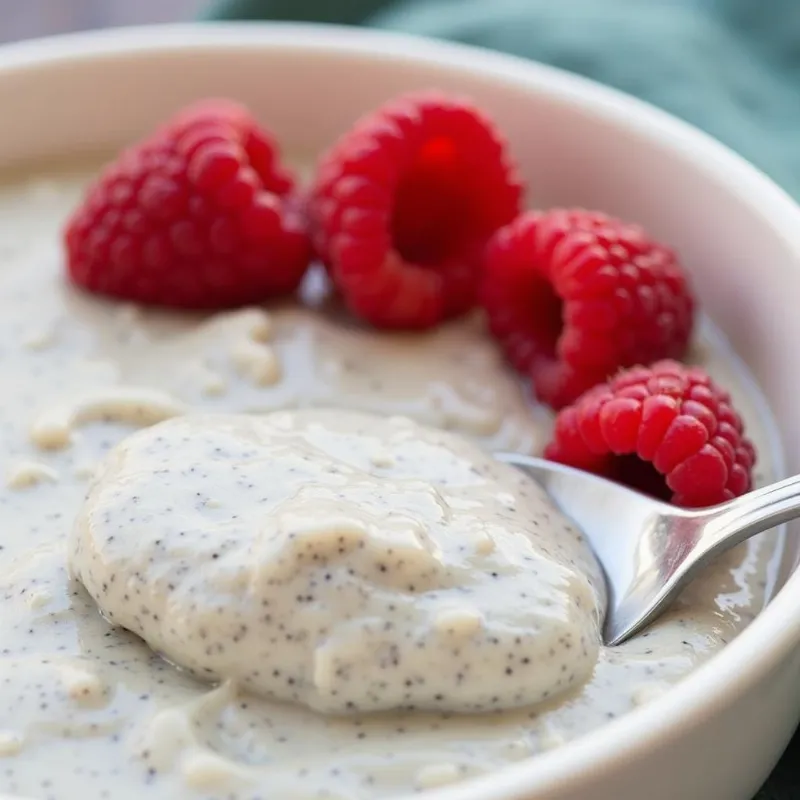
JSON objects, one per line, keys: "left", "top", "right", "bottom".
{"left": 204, "top": 1, "right": 800, "bottom": 796}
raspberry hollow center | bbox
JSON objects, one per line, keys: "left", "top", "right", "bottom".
{"left": 391, "top": 136, "right": 496, "bottom": 267}
{"left": 526, "top": 275, "right": 564, "bottom": 359}
{"left": 609, "top": 455, "right": 671, "bottom": 502}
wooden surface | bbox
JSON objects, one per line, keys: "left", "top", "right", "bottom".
{"left": 0, "top": 0, "right": 207, "bottom": 43}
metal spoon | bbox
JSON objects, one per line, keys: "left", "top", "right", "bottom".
{"left": 496, "top": 453, "right": 798, "bottom": 647}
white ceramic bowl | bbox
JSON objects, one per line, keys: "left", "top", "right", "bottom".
{"left": 1, "top": 21, "right": 799, "bottom": 800}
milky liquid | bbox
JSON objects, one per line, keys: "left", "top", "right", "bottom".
{"left": 0, "top": 165, "right": 782, "bottom": 800}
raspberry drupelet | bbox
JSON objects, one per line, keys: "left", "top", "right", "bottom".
{"left": 544, "top": 360, "right": 756, "bottom": 508}
{"left": 482, "top": 209, "right": 695, "bottom": 409}
{"left": 309, "top": 91, "right": 523, "bottom": 329}
{"left": 65, "top": 99, "right": 312, "bottom": 309}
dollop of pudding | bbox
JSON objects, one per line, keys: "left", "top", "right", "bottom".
{"left": 70, "top": 409, "right": 604, "bottom": 715}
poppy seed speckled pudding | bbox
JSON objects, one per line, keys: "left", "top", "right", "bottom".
{"left": 70, "top": 410, "right": 605, "bottom": 715}
{"left": 0, "top": 23, "right": 799, "bottom": 800}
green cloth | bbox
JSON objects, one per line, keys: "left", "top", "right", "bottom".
{"left": 204, "top": 1, "right": 800, "bottom": 796}
{"left": 207, "top": 0, "right": 800, "bottom": 198}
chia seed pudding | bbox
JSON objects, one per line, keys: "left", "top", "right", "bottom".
{"left": 0, "top": 165, "right": 782, "bottom": 799}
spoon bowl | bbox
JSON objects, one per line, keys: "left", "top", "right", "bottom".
{"left": 497, "top": 453, "right": 799, "bottom": 645}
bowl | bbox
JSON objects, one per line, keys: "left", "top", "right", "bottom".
{"left": 1, "top": 21, "right": 799, "bottom": 800}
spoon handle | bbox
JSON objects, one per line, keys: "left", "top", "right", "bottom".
{"left": 696, "top": 473, "right": 800, "bottom": 556}
{"left": 608, "top": 474, "right": 800, "bottom": 645}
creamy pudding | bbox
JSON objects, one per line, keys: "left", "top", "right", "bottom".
{"left": 0, "top": 164, "right": 782, "bottom": 799}
{"left": 71, "top": 410, "right": 604, "bottom": 715}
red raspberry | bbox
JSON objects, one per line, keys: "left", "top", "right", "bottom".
{"left": 65, "top": 99, "right": 311, "bottom": 309}
{"left": 309, "top": 91, "right": 522, "bottom": 329}
{"left": 544, "top": 360, "right": 756, "bottom": 507}
{"left": 482, "top": 209, "right": 694, "bottom": 409}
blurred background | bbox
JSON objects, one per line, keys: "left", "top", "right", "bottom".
{"left": 0, "top": 0, "right": 202, "bottom": 42}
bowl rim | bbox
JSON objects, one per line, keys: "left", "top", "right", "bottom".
{"left": 2, "top": 20, "right": 800, "bottom": 799}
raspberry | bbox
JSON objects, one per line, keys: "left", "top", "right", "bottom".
{"left": 544, "top": 360, "right": 756, "bottom": 507}
{"left": 65, "top": 99, "right": 311, "bottom": 309}
{"left": 309, "top": 91, "right": 522, "bottom": 329}
{"left": 482, "top": 209, "right": 695, "bottom": 409}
